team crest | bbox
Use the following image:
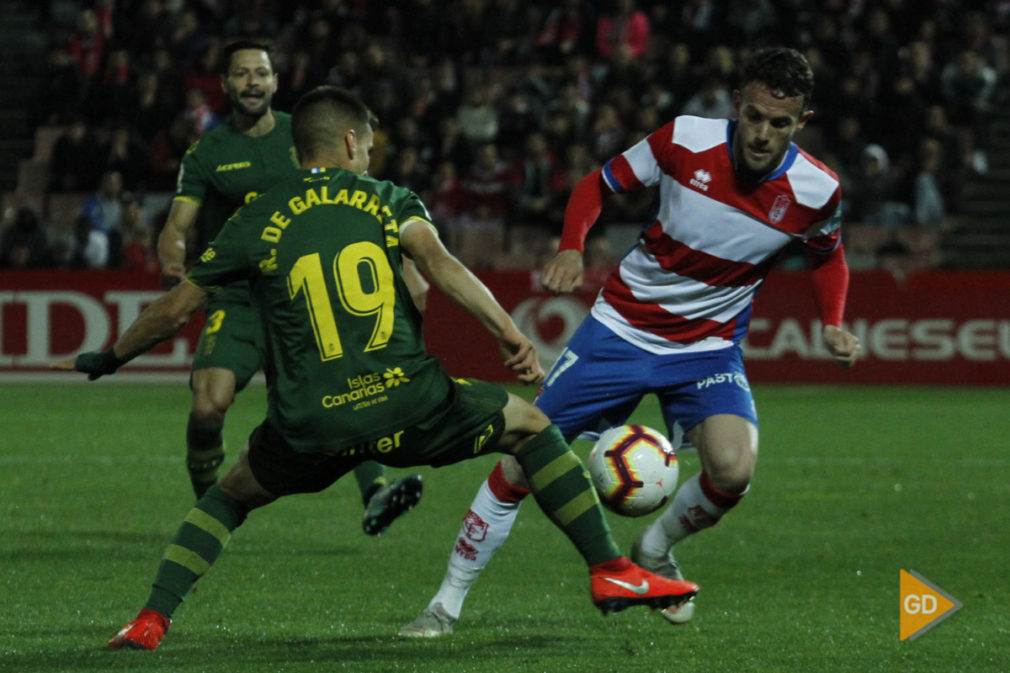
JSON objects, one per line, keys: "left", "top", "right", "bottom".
{"left": 769, "top": 194, "right": 791, "bottom": 223}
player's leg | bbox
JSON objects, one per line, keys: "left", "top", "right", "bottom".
{"left": 111, "top": 421, "right": 353, "bottom": 650}
{"left": 187, "top": 366, "right": 236, "bottom": 498}
{"left": 186, "top": 302, "right": 262, "bottom": 499}
{"left": 493, "top": 394, "right": 697, "bottom": 615}
{"left": 633, "top": 347, "right": 758, "bottom": 623}
{"left": 401, "top": 319, "right": 644, "bottom": 635}
{"left": 110, "top": 430, "right": 275, "bottom": 650}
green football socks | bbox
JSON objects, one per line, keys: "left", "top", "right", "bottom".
{"left": 145, "top": 485, "right": 247, "bottom": 618}
{"left": 515, "top": 424, "right": 621, "bottom": 567}
{"left": 186, "top": 416, "right": 225, "bottom": 499}
{"left": 353, "top": 460, "right": 387, "bottom": 506}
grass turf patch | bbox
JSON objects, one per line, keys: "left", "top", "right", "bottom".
{"left": 1, "top": 383, "right": 1007, "bottom": 672}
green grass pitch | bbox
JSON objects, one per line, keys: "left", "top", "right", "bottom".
{"left": 1, "top": 381, "right": 1007, "bottom": 672}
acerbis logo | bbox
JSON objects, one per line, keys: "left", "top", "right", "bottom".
{"left": 690, "top": 169, "right": 712, "bottom": 192}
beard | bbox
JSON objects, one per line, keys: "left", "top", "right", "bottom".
{"left": 230, "top": 89, "right": 271, "bottom": 118}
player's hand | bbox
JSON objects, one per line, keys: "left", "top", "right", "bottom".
{"left": 822, "top": 324, "right": 861, "bottom": 368}
{"left": 160, "top": 263, "right": 187, "bottom": 290}
{"left": 540, "top": 249, "right": 584, "bottom": 295}
{"left": 49, "top": 349, "right": 124, "bottom": 380}
{"left": 498, "top": 327, "right": 545, "bottom": 385}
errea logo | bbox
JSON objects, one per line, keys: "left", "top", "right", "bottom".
{"left": 690, "top": 169, "right": 712, "bottom": 191}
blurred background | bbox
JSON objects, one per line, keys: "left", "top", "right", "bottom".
{"left": 2, "top": 0, "right": 1008, "bottom": 276}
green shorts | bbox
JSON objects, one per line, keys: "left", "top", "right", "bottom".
{"left": 191, "top": 293, "right": 264, "bottom": 391}
{"left": 247, "top": 378, "right": 510, "bottom": 496}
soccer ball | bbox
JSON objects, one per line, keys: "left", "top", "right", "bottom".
{"left": 587, "top": 425, "right": 679, "bottom": 517}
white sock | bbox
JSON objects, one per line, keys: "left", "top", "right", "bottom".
{"left": 638, "top": 471, "right": 744, "bottom": 559}
{"left": 428, "top": 468, "right": 529, "bottom": 618}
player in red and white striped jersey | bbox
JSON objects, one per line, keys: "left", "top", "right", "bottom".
{"left": 401, "top": 47, "right": 861, "bottom": 636}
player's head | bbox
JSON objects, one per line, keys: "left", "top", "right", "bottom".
{"left": 292, "top": 85, "right": 376, "bottom": 175}
{"left": 221, "top": 39, "right": 277, "bottom": 119}
{"left": 732, "top": 47, "right": 814, "bottom": 179}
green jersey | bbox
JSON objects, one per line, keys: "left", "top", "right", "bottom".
{"left": 176, "top": 112, "right": 299, "bottom": 302}
{"left": 187, "top": 167, "right": 451, "bottom": 454}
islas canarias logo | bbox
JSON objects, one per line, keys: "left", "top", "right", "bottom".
{"left": 321, "top": 368, "right": 410, "bottom": 409}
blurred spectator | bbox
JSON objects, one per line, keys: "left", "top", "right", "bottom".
{"left": 483, "top": 0, "right": 537, "bottom": 66}
{"left": 87, "top": 47, "right": 135, "bottom": 125}
{"left": 725, "top": 0, "right": 777, "bottom": 45}
{"left": 509, "top": 131, "right": 566, "bottom": 232}
{"left": 145, "top": 48, "right": 184, "bottom": 108}
{"left": 847, "top": 144, "right": 911, "bottom": 229}
{"left": 431, "top": 116, "right": 473, "bottom": 176}
{"left": 536, "top": 0, "right": 588, "bottom": 65}
{"left": 941, "top": 50, "right": 997, "bottom": 174}
{"left": 658, "top": 42, "right": 702, "bottom": 111}
{"left": 498, "top": 87, "right": 545, "bottom": 150}
{"left": 274, "top": 50, "right": 315, "bottom": 112}
{"left": 148, "top": 115, "right": 199, "bottom": 191}
{"left": 429, "top": 160, "right": 466, "bottom": 229}
{"left": 67, "top": 7, "right": 105, "bottom": 83}
{"left": 33, "top": 44, "right": 85, "bottom": 127}
{"left": 116, "top": 0, "right": 169, "bottom": 56}
{"left": 463, "top": 143, "right": 510, "bottom": 219}
{"left": 398, "top": 0, "right": 444, "bottom": 66}
{"left": 0, "top": 206, "right": 53, "bottom": 269}
{"left": 100, "top": 126, "right": 150, "bottom": 192}
{"left": 588, "top": 103, "right": 628, "bottom": 163}
{"left": 912, "top": 137, "right": 950, "bottom": 229}
{"left": 48, "top": 117, "right": 102, "bottom": 193}
{"left": 168, "top": 6, "right": 209, "bottom": 69}
{"left": 119, "top": 193, "right": 160, "bottom": 274}
{"left": 457, "top": 84, "right": 500, "bottom": 145}
{"left": 81, "top": 169, "right": 125, "bottom": 238}
{"left": 127, "top": 70, "right": 178, "bottom": 142}
{"left": 182, "top": 87, "right": 219, "bottom": 136}
{"left": 680, "top": 77, "right": 733, "bottom": 119}
{"left": 596, "top": 0, "right": 650, "bottom": 60}
{"left": 386, "top": 145, "right": 429, "bottom": 195}
{"left": 67, "top": 213, "right": 110, "bottom": 269}
{"left": 183, "top": 43, "right": 228, "bottom": 115}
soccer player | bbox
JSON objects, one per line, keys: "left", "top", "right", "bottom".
{"left": 54, "top": 85, "right": 698, "bottom": 650}
{"left": 158, "top": 39, "right": 423, "bottom": 534}
{"left": 400, "top": 47, "right": 862, "bottom": 636}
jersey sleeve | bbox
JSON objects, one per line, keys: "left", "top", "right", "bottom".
{"left": 601, "top": 120, "right": 677, "bottom": 194}
{"left": 174, "top": 141, "right": 208, "bottom": 206}
{"left": 185, "top": 214, "right": 253, "bottom": 292}
{"left": 802, "top": 201, "right": 843, "bottom": 255}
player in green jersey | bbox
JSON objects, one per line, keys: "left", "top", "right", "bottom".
{"left": 55, "top": 85, "right": 699, "bottom": 651}
{"left": 157, "top": 39, "right": 423, "bottom": 533}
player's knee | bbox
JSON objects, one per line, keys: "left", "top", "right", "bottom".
{"left": 191, "top": 388, "right": 233, "bottom": 424}
{"left": 705, "top": 446, "right": 756, "bottom": 494}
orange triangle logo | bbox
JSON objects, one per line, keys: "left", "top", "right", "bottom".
{"left": 900, "top": 569, "right": 962, "bottom": 641}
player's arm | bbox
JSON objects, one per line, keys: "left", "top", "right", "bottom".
{"left": 401, "top": 256, "right": 430, "bottom": 314}
{"left": 51, "top": 281, "right": 209, "bottom": 379}
{"left": 400, "top": 219, "right": 543, "bottom": 384}
{"left": 541, "top": 167, "right": 606, "bottom": 295}
{"left": 809, "top": 243, "right": 861, "bottom": 368}
{"left": 158, "top": 198, "right": 201, "bottom": 289}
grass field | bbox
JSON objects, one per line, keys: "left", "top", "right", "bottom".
{"left": 1, "top": 381, "right": 1007, "bottom": 673}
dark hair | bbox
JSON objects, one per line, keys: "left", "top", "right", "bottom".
{"left": 221, "top": 39, "right": 274, "bottom": 74}
{"left": 740, "top": 47, "right": 814, "bottom": 109}
{"left": 292, "top": 85, "right": 376, "bottom": 159}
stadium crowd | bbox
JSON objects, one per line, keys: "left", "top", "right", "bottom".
{"left": 1, "top": 0, "right": 1007, "bottom": 275}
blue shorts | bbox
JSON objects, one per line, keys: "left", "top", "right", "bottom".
{"left": 535, "top": 315, "right": 757, "bottom": 446}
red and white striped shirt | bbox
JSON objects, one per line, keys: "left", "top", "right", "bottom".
{"left": 591, "top": 115, "right": 842, "bottom": 355}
